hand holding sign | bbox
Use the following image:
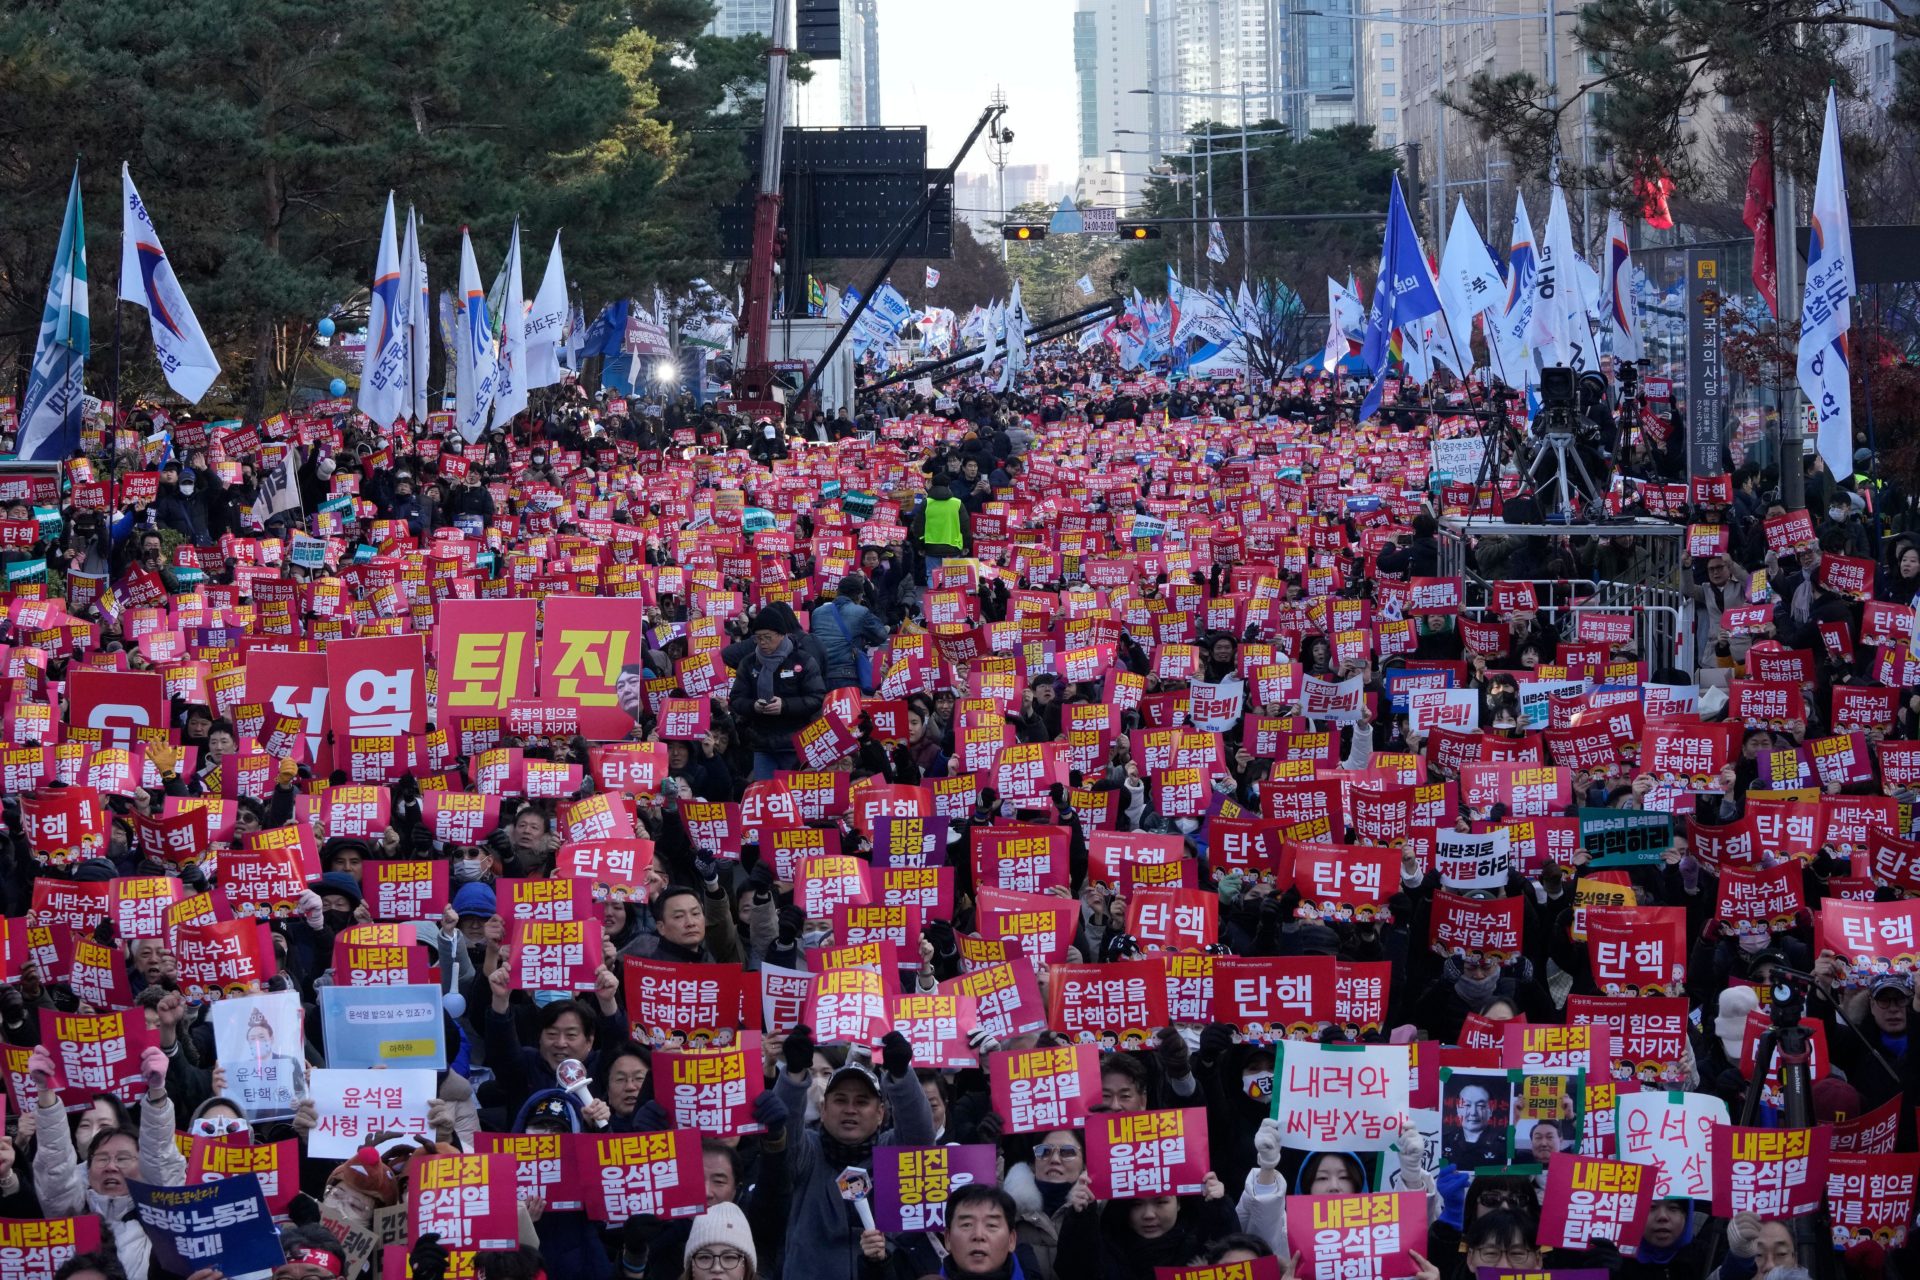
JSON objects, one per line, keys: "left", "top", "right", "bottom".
{"left": 837, "top": 1166, "right": 876, "bottom": 1231}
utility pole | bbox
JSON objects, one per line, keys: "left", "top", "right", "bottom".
{"left": 1239, "top": 79, "right": 1252, "bottom": 270}
{"left": 989, "top": 85, "right": 1011, "bottom": 262}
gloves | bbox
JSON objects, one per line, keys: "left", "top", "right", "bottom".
{"left": 1395, "top": 1118, "right": 1426, "bottom": 1169}
{"left": 1156, "top": 1027, "right": 1191, "bottom": 1079}
{"left": 783, "top": 1024, "right": 816, "bottom": 1077}
{"left": 924, "top": 918, "right": 958, "bottom": 959}
{"left": 277, "top": 755, "right": 299, "bottom": 786}
{"left": 410, "top": 1235, "right": 451, "bottom": 1280}
{"left": 296, "top": 889, "right": 324, "bottom": 930}
{"left": 286, "top": 1192, "right": 322, "bottom": 1226}
{"left": 777, "top": 903, "right": 805, "bottom": 946}
{"left": 880, "top": 1029, "right": 913, "bottom": 1079}
{"left": 409, "top": 824, "right": 435, "bottom": 856}
{"left": 752, "top": 1088, "right": 790, "bottom": 1131}
{"left": 1725, "top": 1211, "right": 1764, "bottom": 1259}
{"left": 148, "top": 743, "right": 180, "bottom": 777}
{"left": 975, "top": 1110, "right": 1005, "bottom": 1144}
{"left": 693, "top": 851, "right": 720, "bottom": 886}
{"left": 1254, "top": 1118, "right": 1284, "bottom": 1172}
{"left": 746, "top": 861, "right": 777, "bottom": 897}
{"left": 1198, "top": 1023, "right": 1236, "bottom": 1062}
{"left": 179, "top": 859, "right": 208, "bottom": 893}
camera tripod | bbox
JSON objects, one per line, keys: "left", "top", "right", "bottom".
{"left": 1739, "top": 968, "right": 1836, "bottom": 1280}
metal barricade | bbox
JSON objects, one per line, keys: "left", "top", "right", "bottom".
{"left": 1437, "top": 516, "right": 1696, "bottom": 671}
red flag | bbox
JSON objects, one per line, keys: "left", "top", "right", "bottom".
{"left": 1635, "top": 170, "right": 1675, "bottom": 230}
{"left": 1743, "top": 123, "right": 1779, "bottom": 316}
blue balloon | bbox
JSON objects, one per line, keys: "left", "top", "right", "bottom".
{"left": 328, "top": 378, "right": 347, "bottom": 397}
{"left": 317, "top": 317, "right": 336, "bottom": 338}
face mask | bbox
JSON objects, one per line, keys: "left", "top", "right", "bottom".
{"left": 1831, "top": 509, "right": 1850, "bottom": 523}
{"left": 179, "top": 481, "right": 195, "bottom": 495}
{"left": 1737, "top": 930, "right": 1771, "bottom": 953}
{"left": 451, "top": 856, "right": 485, "bottom": 884}
{"left": 323, "top": 909, "right": 355, "bottom": 933}
{"left": 532, "top": 990, "right": 572, "bottom": 1007}
{"left": 801, "top": 927, "right": 832, "bottom": 949}
{"left": 763, "top": 425, "right": 777, "bottom": 438}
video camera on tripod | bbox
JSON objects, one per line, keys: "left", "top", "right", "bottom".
{"left": 1523, "top": 366, "right": 1610, "bottom": 519}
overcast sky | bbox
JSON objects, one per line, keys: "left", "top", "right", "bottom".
{"left": 873, "top": 0, "right": 1081, "bottom": 183}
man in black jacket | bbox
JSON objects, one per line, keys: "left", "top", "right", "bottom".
{"left": 728, "top": 604, "right": 827, "bottom": 779}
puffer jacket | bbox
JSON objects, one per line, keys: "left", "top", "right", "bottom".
{"left": 34, "top": 1088, "right": 186, "bottom": 1280}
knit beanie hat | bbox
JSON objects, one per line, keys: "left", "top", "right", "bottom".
{"left": 683, "top": 1203, "right": 757, "bottom": 1273}
{"left": 1715, "top": 987, "right": 1761, "bottom": 1061}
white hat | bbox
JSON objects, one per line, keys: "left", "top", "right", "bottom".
{"left": 684, "top": 1203, "right": 757, "bottom": 1273}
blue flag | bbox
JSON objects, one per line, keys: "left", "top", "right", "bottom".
{"left": 18, "top": 167, "right": 89, "bottom": 461}
{"left": 1358, "top": 173, "right": 1444, "bottom": 423}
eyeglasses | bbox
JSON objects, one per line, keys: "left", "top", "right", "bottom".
{"left": 1468, "top": 1246, "right": 1542, "bottom": 1266}
{"left": 1873, "top": 989, "right": 1909, "bottom": 1005}
{"left": 690, "top": 1251, "right": 749, "bottom": 1272}
{"left": 1034, "top": 1144, "right": 1081, "bottom": 1160}
{"left": 1475, "top": 1190, "right": 1516, "bottom": 1208}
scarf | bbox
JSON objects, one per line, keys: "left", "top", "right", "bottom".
{"left": 1035, "top": 1178, "right": 1074, "bottom": 1214}
{"left": 754, "top": 637, "right": 794, "bottom": 702}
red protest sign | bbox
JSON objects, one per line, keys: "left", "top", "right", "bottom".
{"left": 409, "top": 1153, "right": 521, "bottom": 1250}
{"left": 1537, "top": 1155, "right": 1653, "bottom": 1250}
{"left": 1046, "top": 960, "right": 1170, "bottom": 1047}
{"left": 942, "top": 961, "right": 1047, "bottom": 1042}
{"left": 477, "top": 1131, "right": 584, "bottom": 1213}
{"left": 39, "top": 1009, "right": 157, "bottom": 1106}
{"left": 1829, "top": 1153, "right": 1920, "bottom": 1248}
{"left": 803, "top": 967, "right": 890, "bottom": 1045}
{"left": 327, "top": 633, "right": 428, "bottom": 739}
{"left": 656, "top": 1034, "right": 765, "bottom": 1136}
{"left": 1085, "top": 1107, "right": 1210, "bottom": 1199}
{"left": 1125, "top": 888, "right": 1217, "bottom": 951}
{"left": 1709, "top": 1125, "right": 1829, "bottom": 1217}
{"left": 189, "top": 1136, "right": 300, "bottom": 1214}
{"left": 1428, "top": 891, "right": 1524, "bottom": 963}
{"left": 989, "top": 1042, "right": 1101, "bottom": 1134}
{"left": 333, "top": 923, "right": 430, "bottom": 987}
{"left": 623, "top": 958, "right": 750, "bottom": 1049}
{"left": 1211, "top": 956, "right": 1336, "bottom": 1042}
{"left": 1285, "top": 1192, "right": 1427, "bottom": 1280}
{"left": 887, "top": 993, "right": 978, "bottom": 1068}
{"left": 581, "top": 1130, "right": 707, "bottom": 1223}
{"left": 508, "top": 917, "right": 601, "bottom": 991}
{"left": 364, "top": 860, "right": 448, "bottom": 922}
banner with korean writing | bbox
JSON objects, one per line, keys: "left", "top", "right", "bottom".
{"left": 509, "top": 917, "right": 601, "bottom": 991}
{"left": 362, "top": 859, "right": 448, "bottom": 922}
{"left": 1271, "top": 1042, "right": 1410, "bottom": 1151}
{"left": 989, "top": 1042, "right": 1100, "bottom": 1134}
{"left": 1085, "top": 1107, "right": 1210, "bottom": 1200}
{"left": 944, "top": 961, "right": 1048, "bottom": 1044}
{"left": 541, "top": 597, "right": 645, "bottom": 741}
{"left": 188, "top": 1136, "right": 299, "bottom": 1215}
{"left": 871, "top": 1144, "right": 999, "bottom": 1231}
{"left": 1285, "top": 1192, "right": 1427, "bottom": 1280}
{"left": 39, "top": 1009, "right": 156, "bottom": 1107}
{"left": 1212, "top": 956, "right": 1336, "bottom": 1042}
{"left": 886, "top": 993, "right": 977, "bottom": 1068}
{"left": 1047, "top": 960, "right": 1170, "bottom": 1046}
{"left": 1429, "top": 892, "right": 1525, "bottom": 964}
{"left": 1615, "top": 1090, "right": 1727, "bottom": 1200}
{"left": 1829, "top": 1153, "right": 1920, "bottom": 1249}
{"left": 582, "top": 1130, "right": 706, "bottom": 1223}
{"left": 1578, "top": 809, "right": 1673, "bottom": 867}
{"left": 1537, "top": 1156, "right": 1652, "bottom": 1251}
{"left": 657, "top": 1034, "right": 764, "bottom": 1136}
{"left": 1710, "top": 1124, "right": 1829, "bottom": 1217}
{"left": 318, "top": 985, "right": 447, "bottom": 1070}
{"left": 478, "top": 1131, "right": 584, "bottom": 1213}
{"left": 1566, "top": 996, "right": 1690, "bottom": 1086}
{"left": 1820, "top": 899, "right": 1920, "bottom": 978}
{"left": 327, "top": 633, "right": 427, "bottom": 740}
{"left": 131, "top": 1175, "right": 284, "bottom": 1280}
{"left": 623, "top": 959, "right": 750, "bottom": 1049}
{"left": 437, "top": 600, "right": 538, "bottom": 718}
{"left": 0, "top": 1218, "right": 101, "bottom": 1280}
{"left": 408, "top": 1153, "right": 519, "bottom": 1251}
{"left": 805, "top": 967, "right": 890, "bottom": 1045}
{"left": 307, "top": 1068, "right": 435, "bottom": 1158}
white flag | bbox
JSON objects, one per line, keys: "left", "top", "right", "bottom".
{"left": 1321, "top": 277, "right": 1351, "bottom": 374}
{"left": 1436, "top": 198, "right": 1505, "bottom": 369}
{"left": 119, "top": 164, "right": 219, "bottom": 404}
{"left": 1207, "top": 220, "right": 1229, "bottom": 264}
{"left": 925, "top": 266, "right": 941, "bottom": 288}
{"left": 1076, "top": 274, "right": 1095, "bottom": 297}
{"left": 251, "top": 441, "right": 302, "bottom": 522}
{"left": 1800, "top": 85, "right": 1856, "bottom": 479}
{"left": 490, "top": 223, "right": 528, "bottom": 427}
{"left": 453, "top": 227, "right": 499, "bottom": 443}
{"left": 525, "top": 229, "right": 569, "bottom": 390}
{"left": 1528, "top": 184, "right": 1597, "bottom": 374}
{"left": 995, "top": 282, "right": 1027, "bottom": 393}
{"left": 1491, "top": 194, "right": 1538, "bottom": 388}
{"left": 405, "top": 207, "right": 431, "bottom": 423}
{"left": 357, "top": 193, "right": 410, "bottom": 427}
{"left": 1604, "top": 210, "right": 1642, "bottom": 361}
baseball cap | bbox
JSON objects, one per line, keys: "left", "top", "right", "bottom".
{"left": 1870, "top": 972, "right": 1913, "bottom": 998}
{"left": 825, "top": 1061, "right": 882, "bottom": 1097}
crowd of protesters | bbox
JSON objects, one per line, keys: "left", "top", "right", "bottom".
{"left": 1, "top": 345, "right": 1916, "bottom": 1280}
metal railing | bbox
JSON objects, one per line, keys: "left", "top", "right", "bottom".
{"left": 1437, "top": 516, "right": 1696, "bottom": 672}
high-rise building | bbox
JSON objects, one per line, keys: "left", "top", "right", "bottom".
{"left": 1074, "top": 0, "right": 1155, "bottom": 209}
{"left": 1355, "top": 6, "right": 1400, "bottom": 149}
{"left": 707, "top": 0, "right": 880, "bottom": 127}
{"left": 1279, "top": 0, "right": 1358, "bottom": 135}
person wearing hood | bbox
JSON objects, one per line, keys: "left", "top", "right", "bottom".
{"left": 1052, "top": 1164, "right": 1237, "bottom": 1280}
{"left": 729, "top": 605, "right": 827, "bottom": 780}
{"left": 1003, "top": 1128, "right": 1086, "bottom": 1280}
{"left": 1235, "top": 1121, "right": 1440, "bottom": 1258}
{"left": 773, "top": 1024, "right": 934, "bottom": 1280}
{"left": 1608, "top": 1198, "right": 1733, "bottom": 1280}
{"left": 512, "top": 1090, "right": 615, "bottom": 1280}
{"left": 813, "top": 576, "right": 888, "bottom": 693}
{"left": 30, "top": 1042, "right": 185, "bottom": 1280}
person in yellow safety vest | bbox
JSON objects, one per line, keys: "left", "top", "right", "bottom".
{"left": 909, "top": 477, "right": 971, "bottom": 585}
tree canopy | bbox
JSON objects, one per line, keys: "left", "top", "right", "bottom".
{"left": 0, "top": 0, "right": 785, "bottom": 415}
{"left": 1120, "top": 122, "right": 1401, "bottom": 303}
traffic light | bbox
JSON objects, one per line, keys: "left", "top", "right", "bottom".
{"left": 1118, "top": 223, "right": 1162, "bottom": 240}
{"left": 1001, "top": 225, "right": 1047, "bottom": 242}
